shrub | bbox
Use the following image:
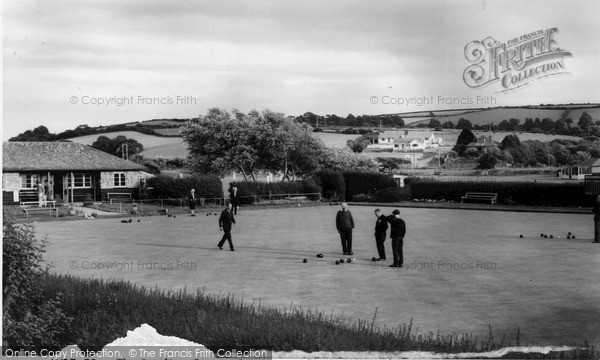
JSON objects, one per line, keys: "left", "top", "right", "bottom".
{"left": 147, "top": 175, "right": 223, "bottom": 200}
{"left": 352, "top": 193, "right": 374, "bottom": 202}
{"left": 2, "top": 211, "right": 72, "bottom": 348}
{"left": 316, "top": 169, "right": 346, "bottom": 201}
{"left": 144, "top": 162, "right": 161, "bottom": 175}
{"left": 374, "top": 186, "right": 412, "bottom": 203}
{"left": 343, "top": 171, "right": 397, "bottom": 200}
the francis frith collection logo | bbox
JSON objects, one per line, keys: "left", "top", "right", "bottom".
{"left": 463, "top": 28, "right": 572, "bottom": 92}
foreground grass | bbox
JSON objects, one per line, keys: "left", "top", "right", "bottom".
{"left": 41, "top": 274, "right": 596, "bottom": 358}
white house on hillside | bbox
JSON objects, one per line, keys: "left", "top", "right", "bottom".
{"left": 366, "top": 129, "right": 438, "bottom": 151}
{"left": 393, "top": 137, "right": 425, "bottom": 151}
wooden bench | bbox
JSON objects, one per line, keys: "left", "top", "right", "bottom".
{"left": 462, "top": 192, "right": 497, "bottom": 204}
{"left": 20, "top": 200, "right": 57, "bottom": 208}
{"left": 20, "top": 200, "right": 59, "bottom": 218}
{"left": 107, "top": 193, "right": 132, "bottom": 203}
{"left": 22, "top": 207, "right": 59, "bottom": 218}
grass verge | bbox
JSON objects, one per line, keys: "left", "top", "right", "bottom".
{"left": 39, "top": 274, "right": 597, "bottom": 358}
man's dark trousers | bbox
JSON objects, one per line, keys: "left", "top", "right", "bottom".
{"left": 219, "top": 230, "right": 233, "bottom": 249}
{"left": 340, "top": 230, "right": 352, "bottom": 254}
{"left": 595, "top": 221, "right": 600, "bottom": 243}
{"left": 375, "top": 232, "right": 386, "bottom": 259}
{"left": 391, "top": 236, "right": 404, "bottom": 266}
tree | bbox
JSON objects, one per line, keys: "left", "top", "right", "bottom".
{"left": 578, "top": 112, "right": 593, "bottom": 134}
{"left": 91, "top": 135, "right": 143, "bottom": 159}
{"left": 456, "top": 118, "right": 472, "bottom": 130}
{"left": 452, "top": 128, "right": 476, "bottom": 155}
{"left": 500, "top": 134, "right": 533, "bottom": 165}
{"left": 442, "top": 121, "right": 455, "bottom": 129}
{"left": 477, "top": 152, "right": 497, "bottom": 169}
{"left": 10, "top": 125, "right": 56, "bottom": 141}
{"left": 320, "top": 147, "right": 378, "bottom": 172}
{"left": 181, "top": 108, "right": 329, "bottom": 181}
{"left": 555, "top": 120, "right": 568, "bottom": 135}
{"left": 428, "top": 119, "right": 441, "bottom": 129}
{"left": 509, "top": 118, "right": 521, "bottom": 130}
{"left": 522, "top": 118, "right": 535, "bottom": 131}
{"left": 551, "top": 144, "right": 572, "bottom": 165}
{"left": 181, "top": 108, "right": 259, "bottom": 180}
{"left": 498, "top": 120, "right": 514, "bottom": 131}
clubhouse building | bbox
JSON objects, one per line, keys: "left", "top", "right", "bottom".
{"left": 2, "top": 141, "right": 152, "bottom": 205}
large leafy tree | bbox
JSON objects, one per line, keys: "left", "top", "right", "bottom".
{"left": 181, "top": 108, "right": 331, "bottom": 181}
{"left": 181, "top": 108, "right": 260, "bottom": 180}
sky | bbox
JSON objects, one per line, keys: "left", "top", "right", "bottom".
{"left": 2, "top": 0, "right": 600, "bottom": 139}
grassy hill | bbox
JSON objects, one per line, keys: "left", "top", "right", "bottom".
{"left": 405, "top": 105, "right": 600, "bottom": 127}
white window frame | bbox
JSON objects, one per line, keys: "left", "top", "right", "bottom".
{"left": 66, "top": 173, "right": 92, "bottom": 189}
{"left": 113, "top": 173, "right": 127, "bottom": 188}
{"left": 20, "top": 174, "right": 40, "bottom": 189}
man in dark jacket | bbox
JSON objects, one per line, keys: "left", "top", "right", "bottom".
{"left": 336, "top": 203, "right": 355, "bottom": 255}
{"left": 230, "top": 186, "right": 240, "bottom": 215}
{"left": 374, "top": 209, "right": 388, "bottom": 261}
{"left": 218, "top": 203, "right": 236, "bottom": 251}
{"left": 386, "top": 209, "right": 406, "bottom": 267}
{"left": 593, "top": 195, "right": 600, "bottom": 243}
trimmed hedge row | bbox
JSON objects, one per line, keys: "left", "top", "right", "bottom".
{"left": 316, "top": 170, "right": 346, "bottom": 201}
{"left": 147, "top": 175, "right": 223, "bottom": 199}
{"left": 374, "top": 186, "right": 411, "bottom": 202}
{"left": 405, "top": 178, "right": 591, "bottom": 207}
{"left": 343, "top": 171, "right": 398, "bottom": 201}
{"left": 229, "top": 179, "right": 321, "bottom": 204}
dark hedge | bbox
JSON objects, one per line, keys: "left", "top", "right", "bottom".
{"left": 343, "top": 171, "right": 397, "bottom": 200}
{"left": 229, "top": 179, "right": 321, "bottom": 204}
{"left": 374, "top": 186, "right": 412, "bottom": 203}
{"left": 316, "top": 170, "right": 346, "bottom": 201}
{"left": 405, "top": 178, "right": 591, "bottom": 207}
{"left": 147, "top": 175, "right": 223, "bottom": 200}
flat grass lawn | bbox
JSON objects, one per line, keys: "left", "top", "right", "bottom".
{"left": 37, "top": 205, "right": 599, "bottom": 347}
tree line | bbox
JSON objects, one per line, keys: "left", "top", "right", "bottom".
{"left": 423, "top": 112, "right": 596, "bottom": 136}
{"left": 450, "top": 128, "right": 600, "bottom": 169}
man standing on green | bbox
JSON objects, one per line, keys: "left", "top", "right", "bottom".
{"left": 336, "top": 203, "right": 355, "bottom": 255}
{"left": 386, "top": 209, "right": 406, "bottom": 268}
{"left": 373, "top": 209, "right": 388, "bottom": 261}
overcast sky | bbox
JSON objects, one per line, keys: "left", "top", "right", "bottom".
{"left": 3, "top": 0, "right": 600, "bottom": 139}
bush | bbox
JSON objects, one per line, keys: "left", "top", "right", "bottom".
{"left": 316, "top": 169, "right": 346, "bottom": 201}
{"left": 405, "top": 178, "right": 591, "bottom": 206}
{"left": 374, "top": 186, "right": 412, "bottom": 203}
{"left": 144, "top": 162, "right": 161, "bottom": 175}
{"left": 147, "top": 175, "right": 223, "bottom": 201}
{"left": 352, "top": 193, "right": 374, "bottom": 202}
{"left": 3, "top": 211, "right": 72, "bottom": 348}
{"left": 343, "top": 171, "right": 397, "bottom": 200}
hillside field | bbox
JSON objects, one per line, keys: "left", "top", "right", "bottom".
{"left": 406, "top": 106, "right": 600, "bottom": 127}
